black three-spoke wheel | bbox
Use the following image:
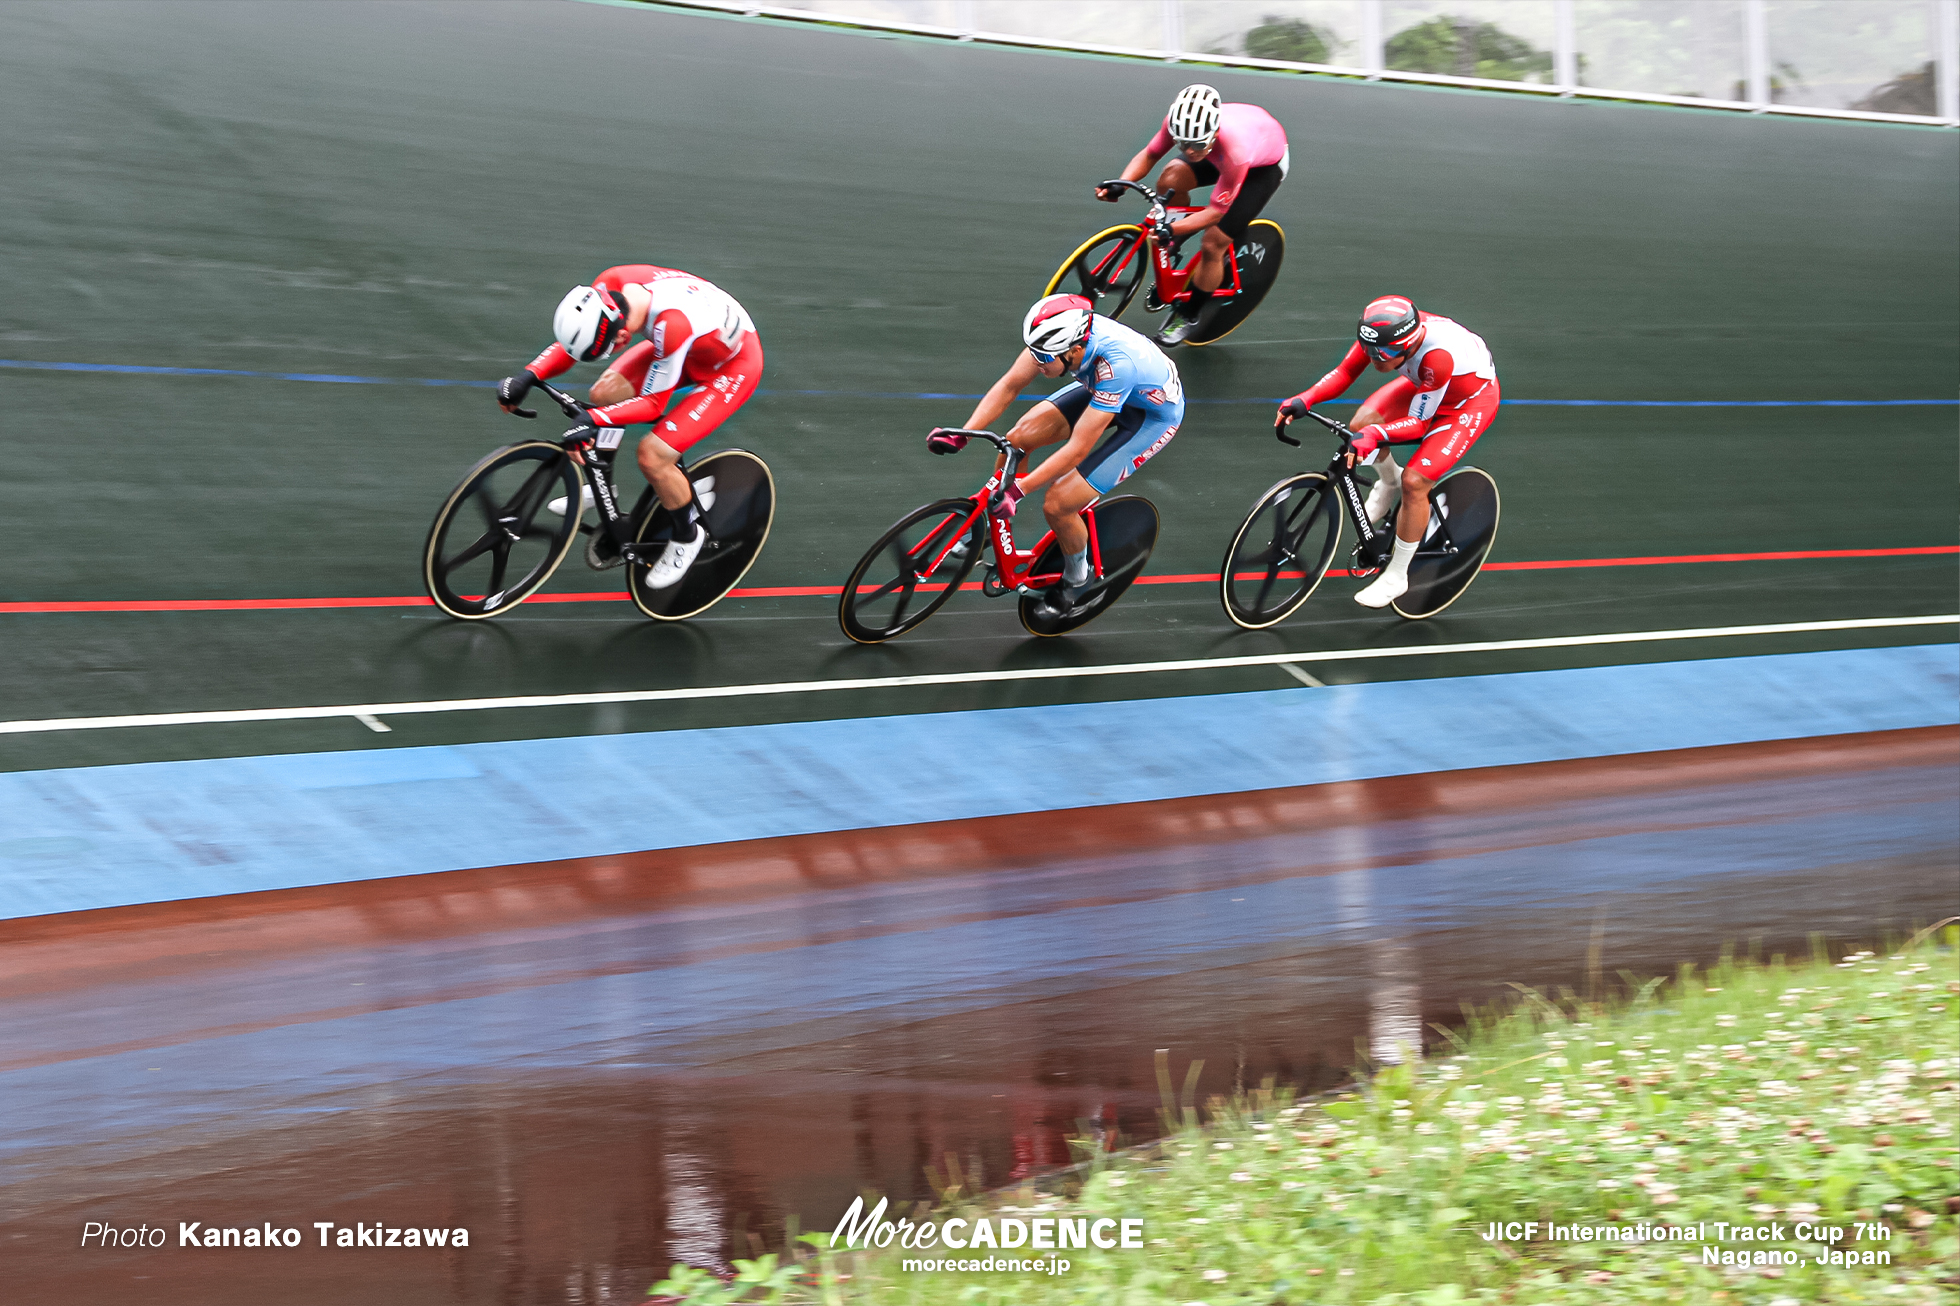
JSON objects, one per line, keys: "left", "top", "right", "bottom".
{"left": 422, "top": 441, "right": 582, "bottom": 620}
{"left": 838, "top": 498, "right": 984, "bottom": 644}
{"left": 1219, "top": 471, "right": 1343, "bottom": 630}
{"left": 1043, "top": 226, "right": 1149, "bottom": 320}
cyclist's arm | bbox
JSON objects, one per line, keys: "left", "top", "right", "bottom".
{"left": 588, "top": 308, "right": 695, "bottom": 428}
{"left": 1280, "top": 343, "right": 1370, "bottom": 417}
{"left": 1358, "top": 350, "right": 1460, "bottom": 450}
{"left": 524, "top": 343, "right": 577, "bottom": 381}
{"left": 961, "top": 350, "right": 1042, "bottom": 430}
{"left": 1017, "top": 406, "right": 1115, "bottom": 493}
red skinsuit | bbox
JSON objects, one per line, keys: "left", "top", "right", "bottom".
{"left": 1293, "top": 313, "right": 1500, "bottom": 479}
{"left": 527, "top": 265, "right": 762, "bottom": 454}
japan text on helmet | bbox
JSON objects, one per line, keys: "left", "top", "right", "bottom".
{"left": 1022, "top": 294, "right": 1094, "bottom": 360}
{"left": 1167, "top": 84, "right": 1222, "bottom": 146}
{"left": 1357, "top": 295, "right": 1424, "bottom": 362}
{"left": 553, "top": 284, "right": 629, "bottom": 362}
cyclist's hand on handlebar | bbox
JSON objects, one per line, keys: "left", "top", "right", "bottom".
{"left": 1277, "top": 395, "right": 1310, "bottom": 424}
{"left": 497, "top": 370, "right": 539, "bottom": 417}
{"left": 990, "top": 480, "right": 1025, "bottom": 520}
{"left": 562, "top": 419, "right": 608, "bottom": 446}
{"left": 1094, "top": 184, "right": 1121, "bottom": 202}
{"left": 926, "top": 427, "right": 970, "bottom": 455}
{"left": 1345, "top": 424, "right": 1387, "bottom": 468}
{"left": 1150, "top": 217, "right": 1178, "bottom": 246}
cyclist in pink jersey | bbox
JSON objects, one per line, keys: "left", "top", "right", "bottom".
{"left": 1098, "top": 84, "right": 1289, "bottom": 346}
{"left": 1278, "top": 295, "right": 1500, "bottom": 609}
{"left": 495, "top": 265, "right": 762, "bottom": 590}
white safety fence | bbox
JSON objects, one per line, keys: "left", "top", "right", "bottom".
{"left": 658, "top": 0, "right": 1960, "bottom": 127}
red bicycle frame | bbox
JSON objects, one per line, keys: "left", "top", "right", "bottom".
{"left": 905, "top": 432, "right": 1107, "bottom": 596}
{"left": 1088, "top": 180, "right": 1244, "bottom": 309}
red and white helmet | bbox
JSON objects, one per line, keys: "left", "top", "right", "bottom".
{"left": 1023, "top": 294, "right": 1094, "bottom": 359}
{"left": 553, "top": 284, "right": 630, "bottom": 362}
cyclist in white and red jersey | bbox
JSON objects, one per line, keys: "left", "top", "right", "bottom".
{"left": 1278, "top": 296, "right": 1499, "bottom": 609}
{"left": 1098, "top": 84, "right": 1289, "bottom": 347}
{"left": 496, "top": 265, "right": 761, "bottom": 590}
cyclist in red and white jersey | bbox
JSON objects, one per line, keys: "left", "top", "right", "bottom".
{"left": 496, "top": 266, "right": 762, "bottom": 589}
{"left": 1278, "top": 296, "right": 1499, "bottom": 609}
{"left": 1098, "top": 84, "right": 1289, "bottom": 347}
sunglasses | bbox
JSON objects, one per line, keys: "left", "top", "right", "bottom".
{"left": 1029, "top": 347, "right": 1063, "bottom": 365}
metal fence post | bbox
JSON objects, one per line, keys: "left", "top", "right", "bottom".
{"left": 1361, "top": 0, "right": 1385, "bottom": 79}
{"left": 1553, "top": 0, "right": 1577, "bottom": 95}
{"left": 952, "top": 0, "right": 974, "bottom": 41}
{"left": 1744, "top": 0, "right": 1770, "bottom": 109}
{"left": 1162, "top": 0, "right": 1183, "bottom": 61}
{"left": 1938, "top": 0, "right": 1959, "bottom": 125}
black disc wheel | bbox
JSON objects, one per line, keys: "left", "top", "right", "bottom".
{"left": 1186, "top": 220, "right": 1285, "bottom": 346}
{"left": 627, "top": 450, "right": 776, "bottom": 621}
{"left": 1219, "top": 471, "right": 1343, "bottom": 630}
{"left": 1018, "top": 495, "right": 1159, "bottom": 637}
{"left": 1392, "top": 466, "right": 1500, "bottom": 620}
{"left": 838, "top": 498, "right": 985, "bottom": 644}
{"left": 423, "top": 441, "right": 582, "bottom": 620}
{"left": 1043, "top": 225, "right": 1149, "bottom": 320}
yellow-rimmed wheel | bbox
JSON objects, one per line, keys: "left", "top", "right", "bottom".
{"left": 1043, "top": 225, "right": 1149, "bottom": 320}
{"left": 1185, "top": 220, "right": 1285, "bottom": 346}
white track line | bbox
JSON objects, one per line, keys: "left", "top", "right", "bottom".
{"left": 1, "top": 616, "right": 1951, "bottom": 737}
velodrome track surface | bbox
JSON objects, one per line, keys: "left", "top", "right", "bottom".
{"left": 0, "top": 2, "right": 1956, "bottom": 1301}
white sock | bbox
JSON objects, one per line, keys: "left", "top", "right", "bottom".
{"left": 1063, "top": 548, "right": 1090, "bottom": 586}
{"left": 1383, "top": 535, "right": 1418, "bottom": 582}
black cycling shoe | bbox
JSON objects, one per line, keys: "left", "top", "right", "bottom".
{"left": 1152, "top": 311, "right": 1203, "bottom": 347}
{"left": 1038, "top": 578, "right": 1095, "bottom": 618}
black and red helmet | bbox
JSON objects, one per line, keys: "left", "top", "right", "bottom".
{"left": 1356, "top": 295, "right": 1424, "bottom": 362}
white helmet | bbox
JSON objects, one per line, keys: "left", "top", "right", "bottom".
{"left": 1167, "top": 84, "right": 1221, "bottom": 146}
{"left": 1023, "top": 294, "right": 1094, "bottom": 359}
{"left": 552, "top": 284, "right": 629, "bottom": 362}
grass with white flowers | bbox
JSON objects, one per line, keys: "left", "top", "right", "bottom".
{"left": 652, "top": 930, "right": 1960, "bottom": 1304}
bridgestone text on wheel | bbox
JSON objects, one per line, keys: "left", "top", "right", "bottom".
{"left": 423, "top": 441, "right": 582, "bottom": 620}
{"left": 838, "top": 498, "right": 984, "bottom": 643}
{"left": 1220, "top": 471, "right": 1343, "bottom": 629}
{"left": 1018, "top": 495, "right": 1159, "bottom": 637}
{"left": 628, "top": 449, "right": 776, "bottom": 621}
{"left": 1391, "top": 466, "right": 1500, "bottom": 620}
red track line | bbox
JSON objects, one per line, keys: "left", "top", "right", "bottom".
{"left": 0, "top": 547, "right": 1950, "bottom": 615}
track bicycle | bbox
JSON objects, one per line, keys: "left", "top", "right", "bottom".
{"left": 838, "top": 429, "right": 1159, "bottom": 642}
{"left": 421, "top": 378, "right": 774, "bottom": 621}
{"left": 1219, "top": 409, "right": 1500, "bottom": 628}
{"left": 1043, "top": 178, "right": 1284, "bottom": 347}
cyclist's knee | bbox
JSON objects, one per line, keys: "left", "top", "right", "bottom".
{"left": 1155, "top": 160, "right": 1196, "bottom": 199}
{"left": 1200, "top": 226, "right": 1232, "bottom": 254}
{"left": 1401, "top": 466, "right": 1436, "bottom": 496}
{"left": 636, "top": 434, "right": 679, "bottom": 474}
{"left": 589, "top": 372, "right": 632, "bottom": 407}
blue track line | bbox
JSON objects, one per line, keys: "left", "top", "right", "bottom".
{"left": 2, "top": 358, "right": 1952, "bottom": 406}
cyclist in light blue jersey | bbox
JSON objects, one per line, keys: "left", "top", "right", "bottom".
{"left": 929, "top": 294, "right": 1184, "bottom": 613}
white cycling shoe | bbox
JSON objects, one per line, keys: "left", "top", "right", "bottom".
{"left": 644, "top": 528, "right": 706, "bottom": 591}
{"left": 548, "top": 485, "right": 596, "bottom": 517}
{"left": 1353, "top": 570, "right": 1409, "bottom": 609}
